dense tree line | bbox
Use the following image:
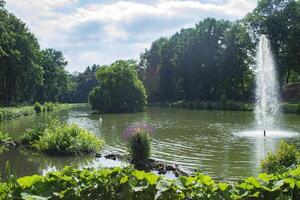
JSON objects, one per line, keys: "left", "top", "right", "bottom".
{"left": 140, "top": 19, "right": 255, "bottom": 103}
{"left": 1, "top": 0, "right": 299, "bottom": 106}
{"left": 140, "top": 0, "right": 300, "bottom": 103}
{"left": 245, "top": 0, "right": 300, "bottom": 84}
{"left": 0, "top": 1, "right": 71, "bottom": 105}
{"left": 68, "top": 65, "right": 99, "bottom": 103}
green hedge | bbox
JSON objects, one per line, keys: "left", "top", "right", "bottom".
{"left": 1, "top": 165, "right": 300, "bottom": 200}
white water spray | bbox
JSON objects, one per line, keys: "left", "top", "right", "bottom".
{"left": 255, "top": 35, "right": 281, "bottom": 132}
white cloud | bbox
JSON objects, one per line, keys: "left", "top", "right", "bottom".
{"left": 5, "top": 0, "right": 257, "bottom": 72}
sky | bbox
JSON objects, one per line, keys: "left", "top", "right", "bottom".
{"left": 5, "top": 0, "right": 257, "bottom": 72}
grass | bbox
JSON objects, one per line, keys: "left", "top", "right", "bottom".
{"left": 20, "top": 120, "right": 104, "bottom": 155}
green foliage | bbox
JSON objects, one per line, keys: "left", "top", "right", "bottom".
{"left": 1, "top": 165, "right": 300, "bottom": 199}
{"left": 20, "top": 126, "right": 45, "bottom": 146}
{"left": 261, "top": 141, "right": 300, "bottom": 174}
{"left": 0, "top": 130, "right": 11, "bottom": 143}
{"left": 20, "top": 120, "right": 104, "bottom": 155}
{"left": 167, "top": 101, "right": 253, "bottom": 111}
{"left": 245, "top": 0, "right": 300, "bottom": 84}
{"left": 0, "top": 106, "right": 34, "bottom": 121}
{"left": 89, "top": 60, "right": 147, "bottom": 113}
{"left": 142, "top": 18, "right": 255, "bottom": 103}
{"left": 34, "top": 102, "right": 42, "bottom": 113}
{"left": 44, "top": 102, "right": 54, "bottom": 112}
{"left": 282, "top": 103, "right": 300, "bottom": 114}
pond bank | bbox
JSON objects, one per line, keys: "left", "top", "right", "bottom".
{"left": 150, "top": 101, "right": 300, "bottom": 114}
{"left": 0, "top": 103, "right": 75, "bottom": 121}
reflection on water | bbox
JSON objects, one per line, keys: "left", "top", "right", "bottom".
{"left": 1, "top": 105, "right": 300, "bottom": 180}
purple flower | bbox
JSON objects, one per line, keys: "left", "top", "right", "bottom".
{"left": 123, "top": 123, "right": 155, "bottom": 141}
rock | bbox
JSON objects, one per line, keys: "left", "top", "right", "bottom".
{"left": 134, "top": 160, "right": 153, "bottom": 171}
{"left": 95, "top": 153, "right": 102, "bottom": 158}
{"left": 104, "top": 154, "right": 117, "bottom": 160}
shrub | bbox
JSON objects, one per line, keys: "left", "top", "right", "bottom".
{"left": 20, "top": 126, "right": 45, "bottom": 146}
{"left": 123, "top": 123, "right": 155, "bottom": 163}
{"left": 89, "top": 60, "right": 147, "bottom": 113}
{"left": 33, "top": 102, "right": 42, "bottom": 113}
{"left": 260, "top": 141, "right": 299, "bottom": 174}
{"left": 19, "top": 120, "right": 104, "bottom": 155}
{"left": 44, "top": 102, "right": 54, "bottom": 112}
{"left": 0, "top": 131, "right": 11, "bottom": 143}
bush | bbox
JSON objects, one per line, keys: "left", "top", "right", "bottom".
{"left": 2, "top": 165, "right": 300, "bottom": 200}
{"left": 260, "top": 141, "right": 299, "bottom": 174}
{"left": 0, "top": 131, "right": 11, "bottom": 143}
{"left": 123, "top": 123, "right": 155, "bottom": 163}
{"left": 44, "top": 102, "right": 54, "bottom": 112}
{"left": 89, "top": 60, "right": 147, "bottom": 113}
{"left": 19, "top": 120, "right": 104, "bottom": 155}
{"left": 20, "top": 126, "right": 45, "bottom": 146}
{"left": 34, "top": 102, "right": 42, "bottom": 113}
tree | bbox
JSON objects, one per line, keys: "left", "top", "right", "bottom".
{"left": 35, "top": 49, "right": 69, "bottom": 102}
{"left": 89, "top": 60, "right": 147, "bottom": 113}
{"left": 0, "top": 4, "right": 43, "bottom": 104}
{"left": 70, "top": 65, "right": 99, "bottom": 102}
{"left": 245, "top": 0, "right": 300, "bottom": 84}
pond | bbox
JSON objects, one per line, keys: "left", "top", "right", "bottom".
{"left": 1, "top": 104, "right": 300, "bottom": 181}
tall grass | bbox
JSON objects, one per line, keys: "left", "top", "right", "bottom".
{"left": 123, "top": 123, "right": 155, "bottom": 163}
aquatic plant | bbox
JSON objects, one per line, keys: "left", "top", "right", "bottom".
{"left": 20, "top": 120, "right": 104, "bottom": 156}
{"left": 260, "top": 141, "right": 299, "bottom": 174}
{"left": 123, "top": 123, "right": 155, "bottom": 164}
{"left": 1, "top": 165, "right": 300, "bottom": 199}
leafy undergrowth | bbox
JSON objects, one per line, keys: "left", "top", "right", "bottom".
{"left": 1, "top": 165, "right": 300, "bottom": 200}
{"left": 20, "top": 120, "right": 104, "bottom": 156}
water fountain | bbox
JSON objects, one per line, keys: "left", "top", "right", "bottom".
{"left": 238, "top": 35, "right": 298, "bottom": 138}
{"left": 255, "top": 35, "right": 280, "bottom": 135}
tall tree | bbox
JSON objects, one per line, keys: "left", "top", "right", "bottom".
{"left": 35, "top": 49, "right": 69, "bottom": 102}
{"left": 0, "top": 3, "right": 43, "bottom": 104}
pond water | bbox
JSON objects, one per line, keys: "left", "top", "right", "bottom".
{"left": 1, "top": 104, "right": 300, "bottom": 181}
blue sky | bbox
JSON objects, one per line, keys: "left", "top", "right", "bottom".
{"left": 6, "top": 0, "right": 257, "bottom": 72}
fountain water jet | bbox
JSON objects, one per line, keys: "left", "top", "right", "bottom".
{"left": 255, "top": 35, "right": 281, "bottom": 134}
{"left": 236, "top": 35, "right": 298, "bottom": 138}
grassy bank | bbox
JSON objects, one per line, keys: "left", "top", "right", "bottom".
{"left": 0, "top": 103, "right": 74, "bottom": 121}
{"left": 152, "top": 101, "right": 300, "bottom": 114}
{"left": 0, "top": 164, "right": 300, "bottom": 200}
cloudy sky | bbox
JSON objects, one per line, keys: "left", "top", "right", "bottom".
{"left": 6, "top": 0, "right": 257, "bottom": 72}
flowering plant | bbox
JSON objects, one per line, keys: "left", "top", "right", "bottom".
{"left": 123, "top": 123, "right": 155, "bottom": 163}
{"left": 123, "top": 123, "right": 155, "bottom": 141}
